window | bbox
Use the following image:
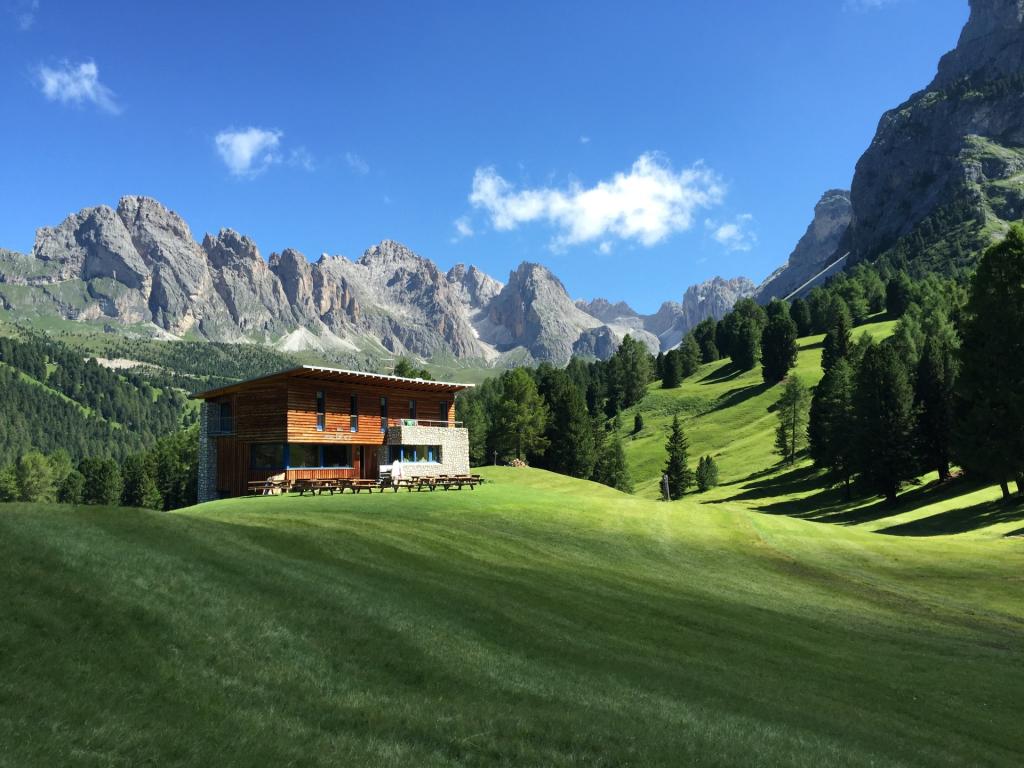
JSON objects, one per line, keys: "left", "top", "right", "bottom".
{"left": 350, "top": 394, "right": 358, "bottom": 432}
{"left": 408, "top": 399, "right": 417, "bottom": 421}
{"left": 388, "top": 445, "right": 442, "bottom": 464}
{"left": 439, "top": 400, "right": 449, "bottom": 424}
{"left": 322, "top": 445, "right": 353, "bottom": 468}
{"left": 316, "top": 390, "right": 325, "bottom": 432}
{"left": 250, "top": 443, "right": 285, "bottom": 469}
{"left": 219, "top": 401, "right": 234, "bottom": 434}
{"left": 289, "top": 444, "right": 320, "bottom": 468}
{"left": 380, "top": 396, "right": 388, "bottom": 432}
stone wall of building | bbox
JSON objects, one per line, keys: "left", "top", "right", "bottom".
{"left": 381, "top": 425, "right": 470, "bottom": 477}
{"left": 197, "top": 401, "right": 218, "bottom": 503}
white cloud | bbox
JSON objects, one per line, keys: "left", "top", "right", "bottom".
{"left": 598, "top": 241, "right": 612, "bottom": 255}
{"left": 345, "top": 151, "right": 369, "bottom": 175}
{"left": 289, "top": 146, "right": 315, "bottom": 172}
{"left": 706, "top": 213, "right": 757, "bottom": 252}
{"left": 453, "top": 216, "right": 474, "bottom": 240}
{"left": 14, "top": 0, "right": 38, "bottom": 30}
{"left": 214, "top": 127, "right": 282, "bottom": 177}
{"left": 579, "top": 135, "right": 591, "bottom": 145}
{"left": 37, "top": 59, "right": 120, "bottom": 114}
{"left": 469, "top": 153, "right": 725, "bottom": 249}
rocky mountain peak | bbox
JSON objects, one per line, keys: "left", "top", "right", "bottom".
{"left": 576, "top": 298, "right": 639, "bottom": 322}
{"left": 934, "top": 0, "right": 1024, "bottom": 87}
{"left": 202, "top": 229, "right": 262, "bottom": 270}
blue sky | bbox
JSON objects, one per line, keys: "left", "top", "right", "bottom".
{"left": 1, "top": 0, "right": 969, "bottom": 313}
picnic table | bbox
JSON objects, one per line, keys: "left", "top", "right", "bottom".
{"left": 247, "top": 477, "right": 289, "bottom": 495}
{"left": 293, "top": 478, "right": 347, "bottom": 496}
{"left": 390, "top": 474, "right": 483, "bottom": 492}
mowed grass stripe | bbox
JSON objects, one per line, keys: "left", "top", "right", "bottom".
{"left": 2, "top": 467, "right": 1021, "bottom": 766}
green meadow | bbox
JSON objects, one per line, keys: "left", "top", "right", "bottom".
{"left": 2, "top": 466, "right": 1022, "bottom": 767}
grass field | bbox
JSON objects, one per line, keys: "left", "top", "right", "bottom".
{"left": 2, "top": 467, "right": 1022, "bottom": 767}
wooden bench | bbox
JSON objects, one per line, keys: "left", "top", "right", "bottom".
{"left": 346, "top": 479, "right": 384, "bottom": 494}
{"left": 247, "top": 477, "right": 289, "bottom": 495}
{"left": 293, "top": 478, "right": 348, "bottom": 496}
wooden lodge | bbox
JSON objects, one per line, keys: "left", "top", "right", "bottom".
{"left": 192, "top": 366, "right": 473, "bottom": 501}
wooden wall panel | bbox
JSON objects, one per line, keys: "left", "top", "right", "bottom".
{"left": 233, "top": 386, "right": 287, "bottom": 442}
{"left": 285, "top": 381, "right": 455, "bottom": 444}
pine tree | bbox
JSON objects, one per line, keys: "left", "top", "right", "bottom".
{"left": 492, "top": 368, "right": 551, "bottom": 462}
{"left": 954, "top": 225, "right": 1024, "bottom": 498}
{"left": 696, "top": 455, "right": 719, "bottom": 492}
{"left": 774, "top": 377, "right": 810, "bottom": 464}
{"left": 57, "top": 469, "right": 85, "bottom": 504}
{"left": 79, "top": 457, "right": 123, "bottom": 506}
{"left": 661, "top": 349, "right": 682, "bottom": 388}
{"left": 853, "top": 343, "right": 918, "bottom": 503}
{"left": 593, "top": 434, "right": 633, "bottom": 493}
{"left": 821, "top": 300, "right": 853, "bottom": 372}
{"left": 761, "top": 313, "right": 799, "bottom": 384}
{"left": 543, "top": 371, "right": 597, "bottom": 479}
{"left": 679, "top": 335, "right": 702, "bottom": 379}
{"left": 633, "top": 412, "right": 644, "bottom": 434}
{"left": 121, "top": 454, "right": 162, "bottom": 509}
{"left": 692, "top": 318, "right": 720, "bottom": 363}
{"left": 790, "top": 298, "right": 813, "bottom": 337}
{"left": 731, "top": 318, "right": 761, "bottom": 371}
{"left": 663, "top": 415, "right": 694, "bottom": 499}
{"left": 808, "top": 358, "right": 856, "bottom": 496}
{"left": 915, "top": 334, "right": 958, "bottom": 481}
{"left": 886, "top": 271, "right": 914, "bottom": 318}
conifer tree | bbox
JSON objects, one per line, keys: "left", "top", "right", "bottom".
{"left": 731, "top": 318, "right": 761, "bottom": 371}
{"left": 78, "top": 457, "right": 123, "bottom": 506}
{"left": 543, "top": 371, "right": 597, "bottom": 479}
{"left": 633, "top": 412, "right": 644, "bottom": 434}
{"left": 57, "top": 469, "right": 85, "bottom": 504}
{"left": 761, "top": 313, "right": 799, "bottom": 384}
{"left": 954, "top": 225, "right": 1024, "bottom": 498}
{"left": 492, "top": 368, "right": 551, "bottom": 462}
{"left": 661, "top": 349, "right": 682, "bottom": 388}
{"left": 696, "top": 455, "right": 719, "bottom": 492}
{"left": 808, "top": 358, "right": 856, "bottom": 496}
{"left": 915, "top": 334, "right": 958, "bottom": 481}
{"left": 593, "top": 433, "right": 633, "bottom": 493}
{"left": 774, "top": 377, "right": 810, "bottom": 464}
{"left": 121, "top": 454, "right": 162, "bottom": 509}
{"left": 821, "top": 300, "right": 853, "bottom": 372}
{"left": 853, "top": 343, "right": 918, "bottom": 503}
{"left": 679, "top": 335, "right": 702, "bottom": 379}
{"left": 692, "top": 318, "right": 720, "bottom": 362}
{"left": 790, "top": 298, "right": 813, "bottom": 337}
{"left": 663, "top": 415, "right": 694, "bottom": 499}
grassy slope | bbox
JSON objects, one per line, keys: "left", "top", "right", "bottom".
{"left": 621, "top": 318, "right": 897, "bottom": 496}
{"left": 2, "top": 468, "right": 1022, "bottom": 767}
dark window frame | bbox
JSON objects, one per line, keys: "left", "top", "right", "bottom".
{"left": 350, "top": 394, "right": 358, "bottom": 433}
{"left": 316, "top": 390, "right": 325, "bottom": 432}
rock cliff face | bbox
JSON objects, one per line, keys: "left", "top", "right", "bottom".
{"left": 756, "top": 190, "right": 852, "bottom": 302}
{"left": 842, "top": 0, "right": 1024, "bottom": 270}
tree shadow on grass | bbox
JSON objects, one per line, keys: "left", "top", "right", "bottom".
{"left": 879, "top": 496, "right": 1024, "bottom": 536}
{"left": 698, "top": 363, "right": 744, "bottom": 385}
{"left": 718, "top": 464, "right": 823, "bottom": 502}
{"left": 711, "top": 382, "right": 772, "bottom": 413}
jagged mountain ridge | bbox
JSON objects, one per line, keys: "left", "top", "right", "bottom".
{"left": 0, "top": 196, "right": 747, "bottom": 364}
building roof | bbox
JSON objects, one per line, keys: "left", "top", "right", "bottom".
{"left": 191, "top": 365, "right": 474, "bottom": 400}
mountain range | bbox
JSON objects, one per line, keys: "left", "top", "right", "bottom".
{"left": 1, "top": 0, "right": 1020, "bottom": 366}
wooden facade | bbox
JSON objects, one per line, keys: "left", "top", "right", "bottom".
{"left": 194, "top": 366, "right": 470, "bottom": 498}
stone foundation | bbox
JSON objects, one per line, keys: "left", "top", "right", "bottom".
{"left": 382, "top": 425, "right": 470, "bottom": 477}
{"left": 197, "top": 401, "right": 218, "bottom": 503}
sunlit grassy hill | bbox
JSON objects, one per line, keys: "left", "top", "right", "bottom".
{"left": 620, "top": 317, "right": 898, "bottom": 496}
{"left": 2, "top": 467, "right": 1022, "bottom": 767}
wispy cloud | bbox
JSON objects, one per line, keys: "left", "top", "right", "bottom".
{"left": 706, "top": 213, "right": 757, "bottom": 252}
{"left": 469, "top": 153, "right": 725, "bottom": 250}
{"left": 214, "top": 127, "right": 282, "bottom": 177}
{"left": 452, "top": 216, "right": 474, "bottom": 241}
{"left": 13, "top": 0, "right": 38, "bottom": 30}
{"left": 843, "top": 0, "right": 898, "bottom": 11}
{"left": 288, "top": 146, "right": 315, "bottom": 172}
{"left": 37, "top": 59, "right": 120, "bottom": 114}
{"left": 579, "top": 135, "right": 591, "bottom": 145}
{"left": 345, "top": 151, "right": 369, "bottom": 175}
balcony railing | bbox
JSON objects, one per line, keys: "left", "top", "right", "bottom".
{"left": 387, "top": 419, "right": 463, "bottom": 429}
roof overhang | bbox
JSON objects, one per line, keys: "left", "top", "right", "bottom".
{"left": 191, "top": 365, "right": 474, "bottom": 400}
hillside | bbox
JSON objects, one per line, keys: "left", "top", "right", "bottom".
{"left": 1, "top": 469, "right": 1021, "bottom": 767}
